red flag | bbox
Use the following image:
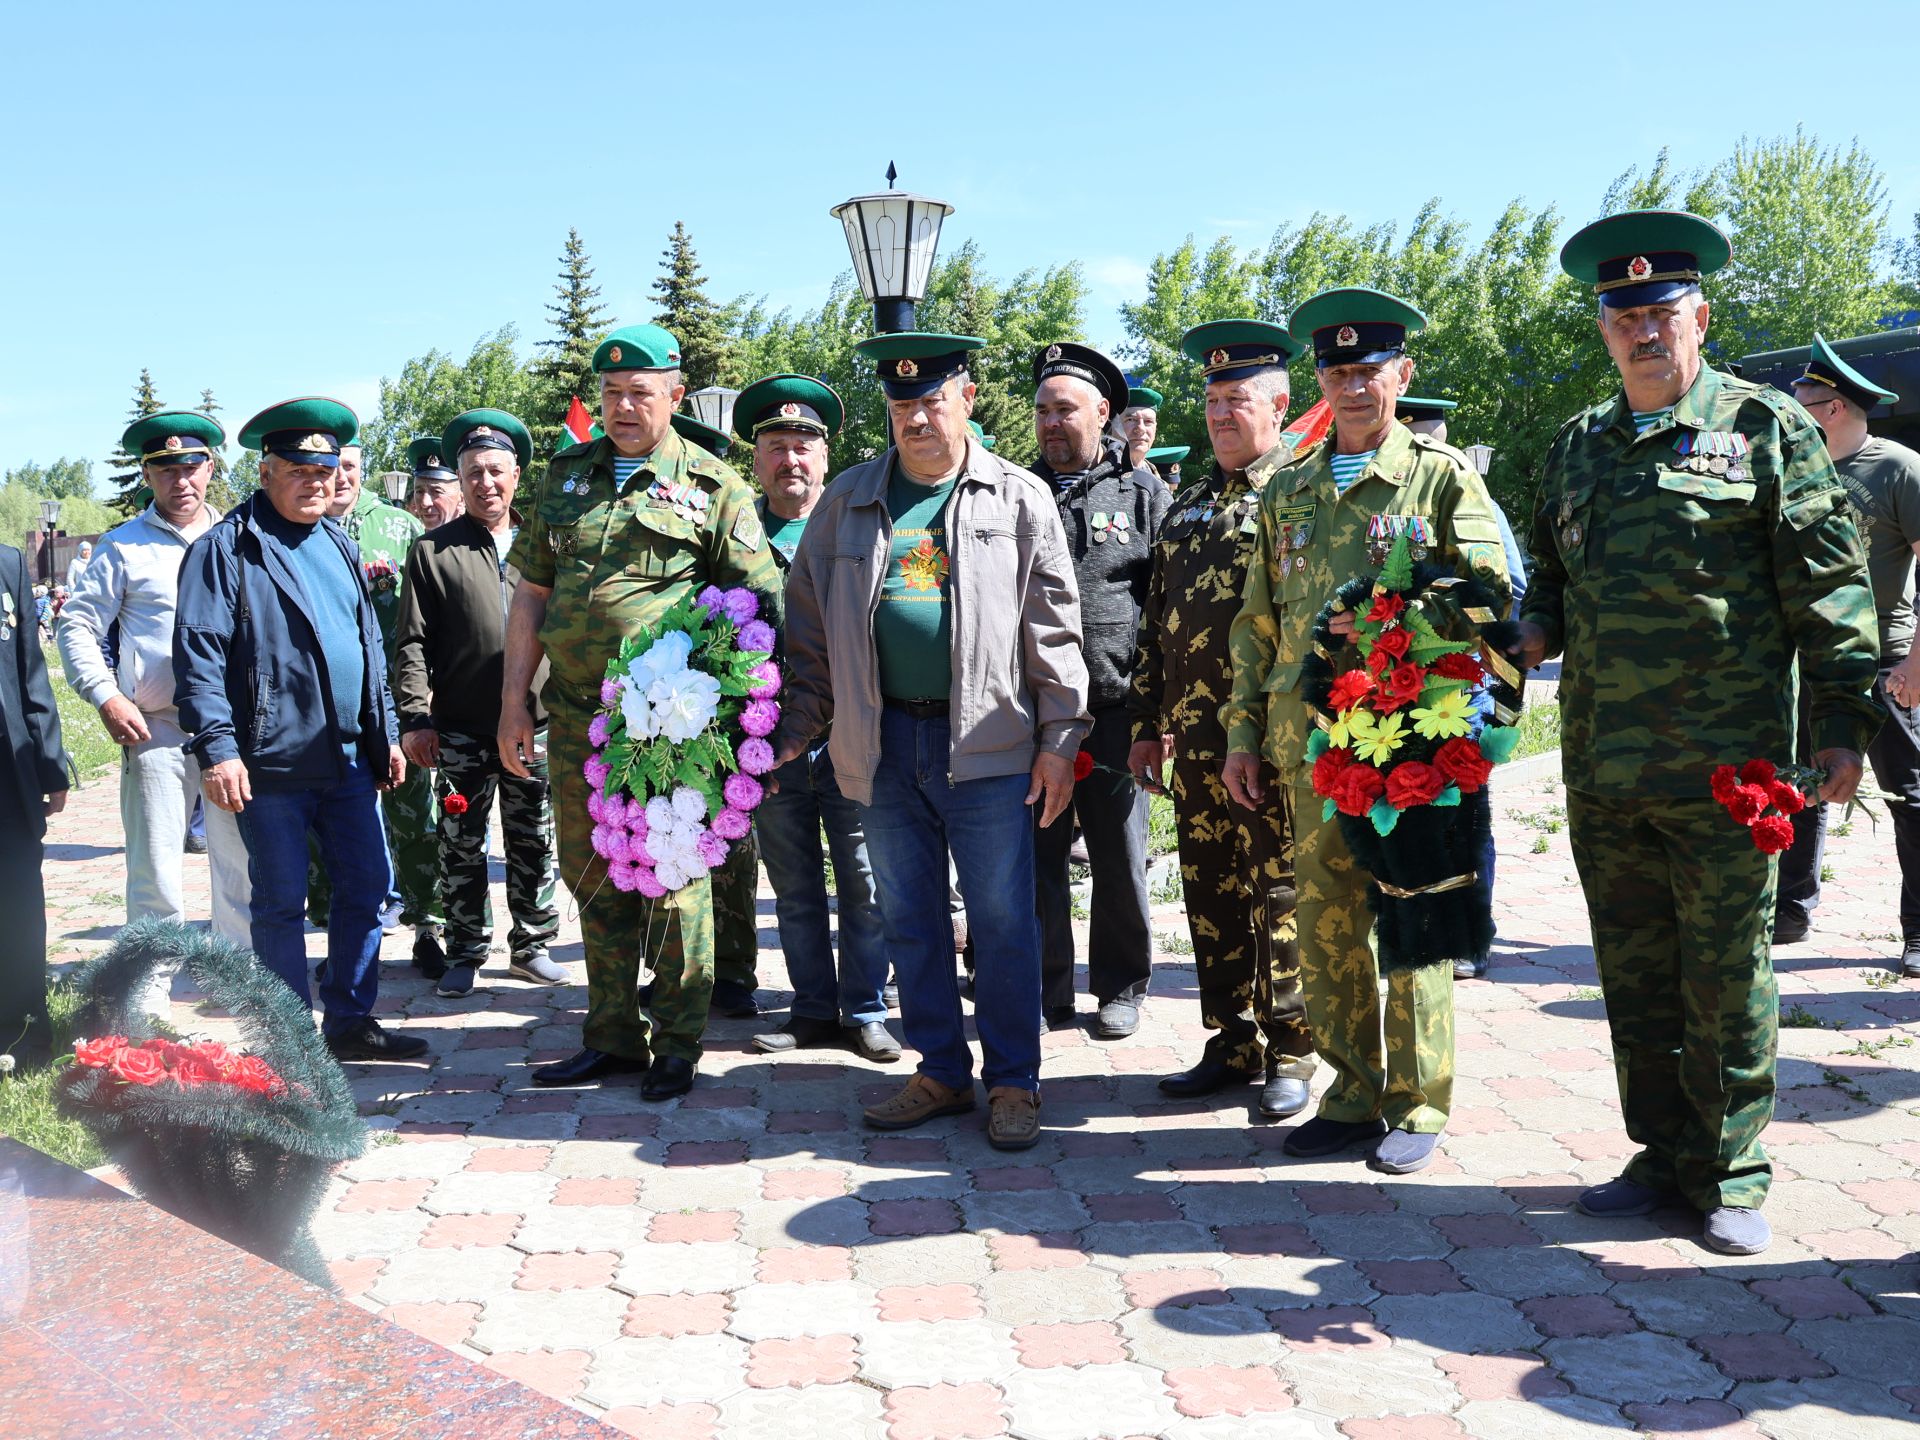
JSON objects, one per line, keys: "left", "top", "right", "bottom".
{"left": 562, "top": 396, "right": 594, "bottom": 448}
{"left": 1281, "top": 398, "right": 1332, "bottom": 453}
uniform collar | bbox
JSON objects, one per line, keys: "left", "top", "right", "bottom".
{"left": 1601, "top": 362, "right": 1721, "bottom": 441}
{"left": 1289, "top": 421, "right": 1413, "bottom": 494}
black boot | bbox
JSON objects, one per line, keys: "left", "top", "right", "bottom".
{"left": 1158, "top": 1056, "right": 1258, "bottom": 1098}
{"left": 530, "top": 1047, "right": 649, "bottom": 1087}
{"left": 642, "top": 1055, "right": 696, "bottom": 1101}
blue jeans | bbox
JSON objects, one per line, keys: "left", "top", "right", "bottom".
{"left": 237, "top": 763, "right": 389, "bottom": 1036}
{"left": 757, "top": 745, "right": 887, "bottom": 1025}
{"left": 860, "top": 706, "right": 1042, "bottom": 1092}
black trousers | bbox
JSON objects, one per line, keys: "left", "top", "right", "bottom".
{"left": 1036, "top": 706, "right": 1153, "bottom": 1008}
{"left": 1867, "top": 667, "right": 1920, "bottom": 941}
{"left": 0, "top": 781, "right": 50, "bottom": 1064}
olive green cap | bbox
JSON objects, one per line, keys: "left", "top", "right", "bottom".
{"left": 734, "top": 374, "right": 845, "bottom": 440}
{"left": 592, "top": 323, "right": 682, "bottom": 373}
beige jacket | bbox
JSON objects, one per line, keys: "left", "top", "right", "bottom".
{"left": 779, "top": 439, "right": 1091, "bottom": 805}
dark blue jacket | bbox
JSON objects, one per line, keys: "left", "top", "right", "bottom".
{"left": 2, "top": 544, "right": 70, "bottom": 836}
{"left": 173, "top": 494, "right": 397, "bottom": 790}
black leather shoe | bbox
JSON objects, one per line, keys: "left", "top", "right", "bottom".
{"left": 851, "top": 1021, "right": 902, "bottom": 1063}
{"left": 1158, "top": 1057, "right": 1258, "bottom": 1098}
{"left": 753, "top": 1016, "right": 843, "bottom": 1053}
{"left": 1044, "top": 1004, "right": 1078, "bottom": 1031}
{"left": 1282, "top": 1115, "right": 1389, "bottom": 1158}
{"left": 325, "top": 1020, "right": 430, "bottom": 1063}
{"left": 1773, "top": 913, "right": 1811, "bottom": 945}
{"left": 641, "top": 1055, "right": 696, "bottom": 1101}
{"left": 1901, "top": 942, "right": 1920, "bottom": 979}
{"left": 411, "top": 927, "right": 447, "bottom": 979}
{"left": 530, "top": 1047, "right": 649, "bottom": 1087}
{"left": 1258, "top": 1069, "right": 1312, "bottom": 1119}
{"left": 710, "top": 979, "right": 761, "bottom": 1018}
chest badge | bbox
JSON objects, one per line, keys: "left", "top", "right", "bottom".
{"left": 1366, "top": 513, "right": 1434, "bottom": 565}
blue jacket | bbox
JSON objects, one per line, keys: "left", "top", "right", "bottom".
{"left": 173, "top": 494, "right": 397, "bottom": 790}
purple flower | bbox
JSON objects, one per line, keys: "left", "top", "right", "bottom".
{"left": 586, "top": 791, "right": 608, "bottom": 825}
{"left": 630, "top": 832, "right": 654, "bottom": 865}
{"left": 583, "top": 756, "right": 611, "bottom": 790}
{"left": 625, "top": 810, "right": 648, "bottom": 843}
{"left": 723, "top": 772, "right": 765, "bottom": 813}
{"left": 695, "top": 829, "right": 729, "bottom": 869}
{"left": 736, "top": 619, "right": 776, "bottom": 655}
{"left": 740, "top": 698, "right": 780, "bottom": 738}
{"left": 587, "top": 713, "right": 612, "bottom": 748}
{"left": 721, "top": 587, "right": 759, "bottom": 625}
{"left": 601, "top": 792, "right": 628, "bottom": 828}
{"left": 747, "top": 660, "right": 781, "bottom": 698}
{"left": 712, "top": 806, "right": 752, "bottom": 841}
{"left": 590, "top": 823, "right": 614, "bottom": 858}
{"left": 696, "top": 585, "right": 726, "bottom": 615}
{"left": 634, "top": 865, "right": 668, "bottom": 898}
{"left": 603, "top": 829, "right": 633, "bottom": 865}
{"left": 607, "top": 859, "right": 641, "bottom": 893}
{"left": 736, "top": 737, "right": 776, "bottom": 775}
{"left": 599, "top": 677, "right": 622, "bottom": 706}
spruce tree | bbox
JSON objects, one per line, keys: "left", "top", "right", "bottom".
{"left": 195, "top": 388, "right": 242, "bottom": 512}
{"left": 107, "top": 369, "right": 165, "bottom": 512}
{"left": 651, "top": 221, "right": 730, "bottom": 392}
{"left": 529, "top": 228, "right": 611, "bottom": 457}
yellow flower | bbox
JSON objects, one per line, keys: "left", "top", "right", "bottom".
{"left": 1352, "top": 711, "right": 1408, "bottom": 764}
{"left": 1411, "top": 689, "right": 1474, "bottom": 741}
{"left": 1329, "top": 707, "right": 1373, "bottom": 750}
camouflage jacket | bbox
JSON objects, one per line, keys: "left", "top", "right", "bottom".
{"left": 341, "top": 489, "right": 423, "bottom": 657}
{"left": 506, "top": 428, "right": 782, "bottom": 707}
{"left": 1128, "top": 456, "right": 1274, "bottom": 761}
{"left": 1522, "top": 364, "right": 1882, "bottom": 798}
{"left": 1223, "top": 421, "right": 1512, "bottom": 783}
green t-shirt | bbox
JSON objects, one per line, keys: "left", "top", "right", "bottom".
{"left": 765, "top": 509, "right": 808, "bottom": 567}
{"left": 875, "top": 467, "right": 956, "bottom": 701}
{"left": 1835, "top": 436, "right": 1920, "bottom": 658}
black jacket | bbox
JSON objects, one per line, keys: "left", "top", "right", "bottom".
{"left": 1, "top": 545, "right": 70, "bottom": 834}
{"left": 1034, "top": 436, "right": 1171, "bottom": 711}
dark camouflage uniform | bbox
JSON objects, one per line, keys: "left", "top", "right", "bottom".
{"left": 1225, "top": 422, "right": 1511, "bottom": 1133}
{"left": 438, "top": 728, "right": 559, "bottom": 966}
{"left": 1130, "top": 448, "right": 1313, "bottom": 1076}
{"left": 1525, "top": 364, "right": 1881, "bottom": 1209}
{"left": 507, "top": 430, "right": 782, "bottom": 1062}
{"left": 709, "top": 833, "right": 760, "bottom": 990}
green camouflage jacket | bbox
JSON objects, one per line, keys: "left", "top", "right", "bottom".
{"left": 1522, "top": 363, "right": 1882, "bottom": 797}
{"left": 342, "top": 488, "right": 423, "bottom": 657}
{"left": 1223, "top": 420, "right": 1511, "bottom": 783}
{"left": 506, "top": 428, "right": 782, "bottom": 707}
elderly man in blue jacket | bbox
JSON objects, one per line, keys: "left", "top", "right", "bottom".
{"left": 173, "top": 398, "right": 427, "bottom": 1063}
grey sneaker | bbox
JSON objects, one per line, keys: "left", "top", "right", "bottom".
{"left": 435, "top": 964, "right": 478, "bottom": 999}
{"left": 1370, "top": 1128, "right": 1441, "bottom": 1174}
{"left": 1703, "top": 1206, "right": 1771, "bottom": 1255}
{"left": 1576, "top": 1177, "right": 1677, "bottom": 1218}
{"left": 510, "top": 953, "right": 567, "bottom": 984}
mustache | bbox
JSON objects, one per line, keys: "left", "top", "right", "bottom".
{"left": 1631, "top": 341, "right": 1670, "bottom": 360}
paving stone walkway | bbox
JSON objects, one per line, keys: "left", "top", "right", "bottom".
{"left": 39, "top": 764, "right": 1920, "bottom": 1439}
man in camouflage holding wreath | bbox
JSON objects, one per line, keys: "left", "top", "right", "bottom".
{"left": 500, "top": 324, "right": 783, "bottom": 1101}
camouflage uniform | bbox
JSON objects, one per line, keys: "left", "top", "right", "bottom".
{"left": 508, "top": 430, "right": 782, "bottom": 1062}
{"left": 309, "top": 490, "right": 441, "bottom": 928}
{"left": 1524, "top": 365, "right": 1881, "bottom": 1209}
{"left": 438, "top": 728, "right": 559, "bottom": 966}
{"left": 709, "top": 825, "right": 760, "bottom": 990}
{"left": 1130, "top": 448, "right": 1314, "bottom": 1077}
{"left": 1224, "top": 421, "right": 1511, "bottom": 1133}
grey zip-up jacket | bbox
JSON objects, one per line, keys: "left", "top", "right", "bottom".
{"left": 778, "top": 438, "right": 1091, "bottom": 805}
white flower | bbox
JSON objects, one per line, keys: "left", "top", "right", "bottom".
{"left": 618, "top": 679, "right": 658, "bottom": 739}
{"left": 655, "top": 859, "right": 691, "bottom": 891}
{"left": 645, "top": 796, "right": 677, "bottom": 831}
{"left": 671, "top": 786, "right": 708, "bottom": 824}
{"left": 628, "top": 630, "right": 694, "bottom": 689}
{"left": 648, "top": 668, "right": 723, "bottom": 743}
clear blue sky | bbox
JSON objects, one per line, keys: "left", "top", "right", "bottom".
{"left": 4, "top": 0, "right": 1915, "bottom": 483}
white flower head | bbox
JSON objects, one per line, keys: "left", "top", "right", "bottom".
{"left": 649, "top": 668, "right": 722, "bottom": 744}
{"left": 629, "top": 630, "right": 694, "bottom": 689}
{"left": 655, "top": 859, "right": 691, "bottom": 891}
{"left": 618, "top": 679, "right": 658, "bottom": 739}
{"left": 644, "top": 796, "right": 677, "bottom": 831}
{"left": 671, "top": 786, "right": 708, "bottom": 825}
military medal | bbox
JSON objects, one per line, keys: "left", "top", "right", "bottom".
{"left": 0, "top": 592, "right": 13, "bottom": 641}
{"left": 1091, "top": 510, "right": 1110, "bottom": 543}
{"left": 562, "top": 479, "right": 575, "bottom": 493}
{"left": 1565, "top": 523, "right": 1583, "bottom": 548}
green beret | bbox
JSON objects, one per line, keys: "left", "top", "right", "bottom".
{"left": 670, "top": 411, "right": 733, "bottom": 455}
{"left": 734, "top": 373, "right": 845, "bottom": 440}
{"left": 442, "top": 408, "right": 533, "bottom": 471}
{"left": 593, "top": 324, "right": 682, "bottom": 373}
{"left": 237, "top": 396, "right": 359, "bottom": 454}
{"left": 1126, "top": 385, "right": 1164, "bottom": 411}
{"left": 123, "top": 410, "right": 225, "bottom": 462}
{"left": 1180, "top": 319, "right": 1304, "bottom": 379}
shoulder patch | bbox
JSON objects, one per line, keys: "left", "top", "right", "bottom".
{"left": 731, "top": 503, "right": 765, "bottom": 552}
{"left": 1747, "top": 384, "right": 1820, "bottom": 437}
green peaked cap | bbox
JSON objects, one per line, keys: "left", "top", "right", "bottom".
{"left": 966, "top": 419, "right": 997, "bottom": 451}
{"left": 1799, "top": 332, "right": 1899, "bottom": 408}
{"left": 670, "top": 411, "right": 733, "bottom": 455}
{"left": 1126, "top": 385, "right": 1163, "bottom": 411}
{"left": 1289, "top": 287, "right": 1426, "bottom": 364}
{"left": 1146, "top": 445, "right": 1189, "bottom": 464}
{"left": 1396, "top": 396, "right": 1457, "bottom": 421}
{"left": 237, "top": 396, "right": 359, "bottom": 452}
{"left": 405, "top": 436, "right": 457, "bottom": 480}
{"left": 122, "top": 410, "right": 225, "bottom": 457}
{"left": 1559, "top": 209, "right": 1731, "bottom": 302}
{"left": 593, "top": 323, "right": 682, "bottom": 373}
{"left": 734, "top": 373, "right": 845, "bottom": 440}
{"left": 442, "top": 409, "right": 533, "bottom": 470}
{"left": 1180, "top": 319, "right": 1303, "bottom": 377}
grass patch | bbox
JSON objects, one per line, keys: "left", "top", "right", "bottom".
{"left": 1833, "top": 819, "right": 1853, "bottom": 838}
{"left": 0, "top": 981, "right": 106, "bottom": 1170}
{"left": 1147, "top": 781, "right": 1178, "bottom": 858}
{"left": 48, "top": 652, "right": 117, "bottom": 782}
{"left": 1819, "top": 863, "right": 1836, "bottom": 883}
{"left": 1862, "top": 969, "right": 1898, "bottom": 990}
{"left": 1840, "top": 1034, "right": 1913, "bottom": 1059}
{"left": 1530, "top": 835, "right": 1550, "bottom": 854}
{"left": 1780, "top": 1003, "right": 1829, "bottom": 1029}
{"left": 1149, "top": 866, "right": 1184, "bottom": 905}
{"left": 1514, "top": 699, "right": 1560, "bottom": 760}
{"left": 1156, "top": 928, "right": 1194, "bottom": 956}
{"left": 1069, "top": 889, "right": 1089, "bottom": 921}
{"left": 1572, "top": 986, "right": 1604, "bottom": 1002}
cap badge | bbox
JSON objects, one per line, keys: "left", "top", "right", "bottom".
{"left": 608, "top": 345, "right": 623, "bottom": 363}
{"left": 426, "top": 454, "right": 442, "bottom": 468}
{"left": 293, "top": 433, "right": 330, "bottom": 453}
{"left": 1627, "top": 255, "right": 1652, "bottom": 281}
{"left": 1336, "top": 325, "right": 1359, "bottom": 348}
{"left": 1045, "top": 344, "right": 1063, "bottom": 362}
{"left": 473, "top": 427, "right": 497, "bottom": 441}
{"left": 896, "top": 358, "right": 919, "bottom": 379}
{"left": 162, "top": 436, "right": 185, "bottom": 450}
{"left": 780, "top": 402, "right": 800, "bottom": 417}
{"left": 1208, "top": 349, "right": 1229, "bottom": 368}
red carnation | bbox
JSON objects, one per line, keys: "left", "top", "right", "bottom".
{"left": 1430, "top": 652, "right": 1485, "bottom": 686}
{"left": 1768, "top": 780, "right": 1806, "bottom": 815}
{"left": 1739, "top": 758, "right": 1777, "bottom": 787}
{"left": 1709, "top": 764, "right": 1740, "bottom": 802}
{"left": 1385, "top": 760, "right": 1446, "bottom": 809}
{"left": 1724, "top": 784, "right": 1769, "bottom": 826}
{"left": 1327, "top": 670, "right": 1377, "bottom": 713}
{"left": 1372, "top": 627, "right": 1413, "bottom": 661}
{"left": 1312, "top": 746, "right": 1356, "bottom": 797}
{"left": 444, "top": 793, "right": 470, "bottom": 816}
{"left": 1752, "top": 814, "right": 1795, "bottom": 854}
{"left": 1073, "top": 751, "right": 1095, "bottom": 782}
{"left": 109, "top": 1047, "right": 166, "bottom": 1087}
{"left": 1366, "top": 593, "right": 1405, "bottom": 625}
{"left": 1434, "top": 737, "right": 1495, "bottom": 793}
{"left": 1329, "top": 764, "right": 1387, "bottom": 817}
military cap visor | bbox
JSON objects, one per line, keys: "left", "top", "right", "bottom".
{"left": 1125, "top": 384, "right": 1164, "bottom": 412}
{"left": 405, "top": 436, "right": 458, "bottom": 480}
{"left": 442, "top": 408, "right": 533, "bottom": 470}
{"left": 1288, "top": 288, "right": 1428, "bottom": 367}
{"left": 238, "top": 396, "right": 359, "bottom": 462}
{"left": 735, "top": 373, "right": 845, "bottom": 440}
{"left": 124, "top": 410, "right": 225, "bottom": 463}
{"left": 857, "top": 331, "right": 986, "bottom": 399}
{"left": 593, "top": 323, "right": 683, "bottom": 373}
{"left": 1798, "top": 332, "right": 1899, "bottom": 409}
{"left": 1395, "top": 396, "right": 1458, "bottom": 421}
{"left": 1560, "top": 209, "right": 1731, "bottom": 307}
{"left": 670, "top": 412, "right": 733, "bottom": 455}
{"left": 1145, "top": 445, "right": 1190, "bottom": 464}
{"left": 1180, "top": 319, "right": 1304, "bottom": 381}
{"left": 1032, "top": 342, "right": 1128, "bottom": 411}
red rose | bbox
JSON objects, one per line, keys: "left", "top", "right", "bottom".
{"left": 1767, "top": 780, "right": 1806, "bottom": 815}
{"left": 1327, "top": 670, "right": 1376, "bottom": 713}
{"left": 1752, "top": 814, "right": 1795, "bottom": 854}
{"left": 170, "top": 1051, "right": 224, "bottom": 1086}
{"left": 109, "top": 1047, "right": 166, "bottom": 1086}
{"left": 1366, "top": 647, "right": 1395, "bottom": 679}
{"left": 1312, "top": 746, "right": 1356, "bottom": 797}
{"left": 1366, "top": 593, "right": 1405, "bottom": 624}
{"left": 1430, "top": 652, "right": 1485, "bottom": 686}
{"left": 1329, "top": 764, "right": 1387, "bottom": 817}
{"left": 1739, "top": 759, "right": 1777, "bottom": 787}
{"left": 444, "top": 793, "right": 470, "bottom": 816}
{"left": 1073, "top": 751, "right": 1094, "bottom": 782}
{"left": 73, "top": 1035, "right": 127, "bottom": 1068}
{"left": 1434, "top": 737, "right": 1495, "bottom": 793}
{"left": 228, "top": 1055, "right": 284, "bottom": 1096}
{"left": 1376, "top": 662, "right": 1428, "bottom": 714}
{"left": 1372, "top": 627, "right": 1413, "bottom": 661}
{"left": 1385, "top": 760, "right": 1446, "bottom": 809}
{"left": 1709, "top": 764, "right": 1740, "bottom": 802}
{"left": 1724, "top": 784, "right": 1769, "bottom": 826}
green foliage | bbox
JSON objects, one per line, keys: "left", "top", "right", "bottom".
{"left": 653, "top": 221, "right": 731, "bottom": 393}
{"left": 106, "top": 369, "right": 165, "bottom": 512}
{"left": 363, "top": 327, "right": 542, "bottom": 477}
{"left": 529, "top": 228, "right": 611, "bottom": 459}
{"left": 1515, "top": 699, "right": 1561, "bottom": 760}
{"left": 0, "top": 483, "right": 119, "bottom": 551}
{"left": 0, "top": 981, "right": 106, "bottom": 1171}
{"left": 5, "top": 457, "right": 96, "bottom": 500}
{"left": 51, "top": 662, "right": 116, "bottom": 780}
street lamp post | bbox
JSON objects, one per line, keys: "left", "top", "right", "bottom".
{"left": 1463, "top": 443, "right": 1495, "bottom": 478}
{"left": 831, "top": 164, "right": 953, "bottom": 336}
{"left": 37, "top": 499, "right": 61, "bottom": 585}
{"left": 686, "top": 386, "right": 741, "bottom": 437}
{"left": 381, "top": 471, "right": 411, "bottom": 505}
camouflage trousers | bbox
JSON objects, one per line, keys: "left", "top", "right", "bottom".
{"left": 308, "top": 760, "right": 442, "bottom": 929}
{"left": 1171, "top": 752, "right": 1314, "bottom": 1075}
{"left": 1292, "top": 782, "right": 1454, "bottom": 1132}
{"left": 437, "top": 728, "right": 560, "bottom": 966}
{"left": 1565, "top": 790, "right": 1777, "bottom": 1210}
{"left": 552, "top": 693, "right": 712, "bottom": 1062}
{"left": 709, "top": 833, "right": 760, "bottom": 990}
